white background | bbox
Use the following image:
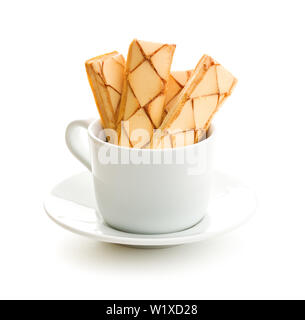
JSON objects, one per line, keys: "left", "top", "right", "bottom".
{"left": 0, "top": 0, "right": 304, "bottom": 300}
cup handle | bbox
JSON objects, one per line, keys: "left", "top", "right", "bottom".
{"left": 65, "top": 119, "right": 94, "bottom": 171}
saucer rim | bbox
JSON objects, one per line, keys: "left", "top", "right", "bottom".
{"left": 43, "top": 172, "right": 256, "bottom": 247}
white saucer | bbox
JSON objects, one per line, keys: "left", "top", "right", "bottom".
{"left": 44, "top": 171, "right": 257, "bottom": 248}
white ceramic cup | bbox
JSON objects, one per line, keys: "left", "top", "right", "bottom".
{"left": 66, "top": 119, "right": 214, "bottom": 234}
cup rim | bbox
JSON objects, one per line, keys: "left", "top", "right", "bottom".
{"left": 88, "top": 119, "right": 215, "bottom": 152}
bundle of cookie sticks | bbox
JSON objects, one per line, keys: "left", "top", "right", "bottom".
{"left": 85, "top": 39, "right": 237, "bottom": 149}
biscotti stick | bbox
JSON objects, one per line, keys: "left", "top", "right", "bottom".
{"left": 85, "top": 52, "right": 125, "bottom": 130}
{"left": 150, "top": 131, "right": 172, "bottom": 149}
{"left": 160, "top": 54, "right": 237, "bottom": 144}
{"left": 117, "top": 39, "right": 175, "bottom": 148}
{"left": 165, "top": 70, "right": 193, "bottom": 113}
